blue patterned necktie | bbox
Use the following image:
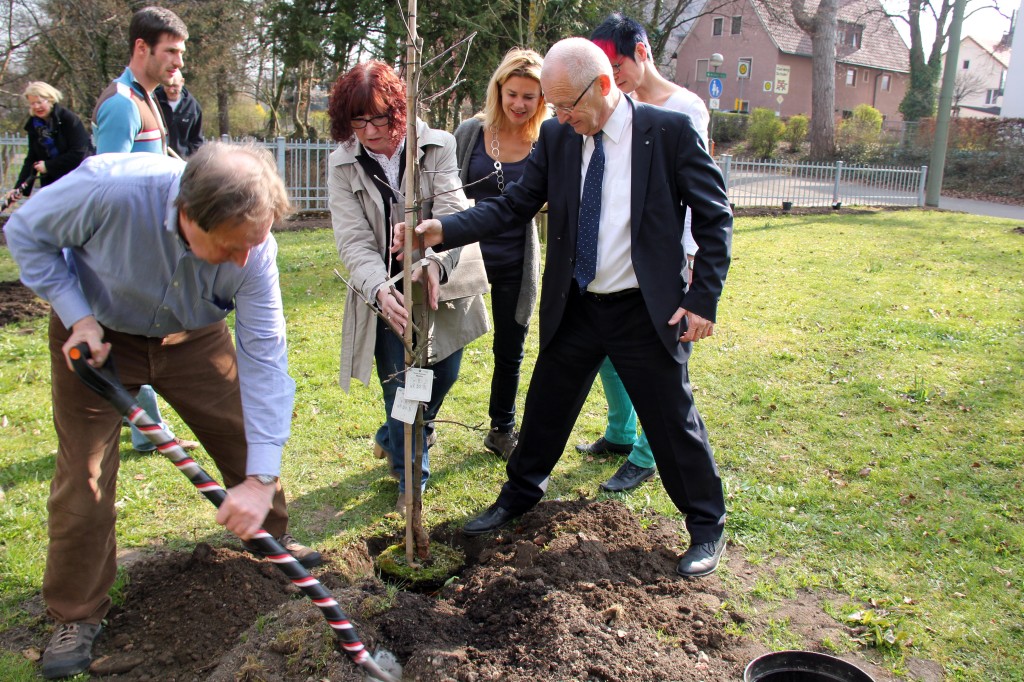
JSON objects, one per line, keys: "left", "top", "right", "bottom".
{"left": 575, "top": 132, "right": 605, "bottom": 290}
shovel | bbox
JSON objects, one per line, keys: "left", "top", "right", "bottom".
{"left": 69, "top": 343, "right": 402, "bottom": 682}
{"left": 0, "top": 174, "right": 36, "bottom": 213}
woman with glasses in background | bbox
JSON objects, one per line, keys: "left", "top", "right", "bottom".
{"left": 5, "top": 82, "right": 90, "bottom": 206}
{"left": 453, "top": 48, "right": 549, "bottom": 461}
{"left": 326, "top": 61, "right": 489, "bottom": 516}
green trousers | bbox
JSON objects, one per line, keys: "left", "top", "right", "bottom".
{"left": 597, "top": 357, "right": 656, "bottom": 469}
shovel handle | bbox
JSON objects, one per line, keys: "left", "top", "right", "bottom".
{"left": 68, "top": 343, "right": 400, "bottom": 681}
{"left": 0, "top": 174, "right": 36, "bottom": 213}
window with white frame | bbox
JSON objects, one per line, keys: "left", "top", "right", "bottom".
{"left": 696, "top": 58, "right": 709, "bottom": 82}
{"left": 845, "top": 68, "right": 856, "bottom": 86}
{"left": 863, "top": 69, "right": 869, "bottom": 83}
{"left": 962, "top": 59, "right": 970, "bottom": 69}
{"left": 985, "top": 89, "right": 1001, "bottom": 104}
{"left": 713, "top": 17, "right": 723, "bottom": 36}
{"left": 731, "top": 16, "right": 742, "bottom": 34}
{"left": 881, "top": 74, "right": 891, "bottom": 91}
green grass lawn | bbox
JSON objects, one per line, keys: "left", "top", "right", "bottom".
{"left": 1, "top": 210, "right": 1022, "bottom": 680}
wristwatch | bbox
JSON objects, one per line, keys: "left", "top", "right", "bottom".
{"left": 248, "top": 474, "right": 279, "bottom": 486}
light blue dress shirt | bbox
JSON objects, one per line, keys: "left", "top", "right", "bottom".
{"left": 5, "top": 153, "right": 295, "bottom": 475}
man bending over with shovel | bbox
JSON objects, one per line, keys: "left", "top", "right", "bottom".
{"left": 6, "top": 142, "right": 322, "bottom": 679}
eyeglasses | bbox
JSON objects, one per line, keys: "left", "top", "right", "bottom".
{"left": 610, "top": 60, "right": 624, "bottom": 74}
{"left": 350, "top": 114, "right": 390, "bottom": 129}
{"left": 551, "top": 76, "right": 599, "bottom": 116}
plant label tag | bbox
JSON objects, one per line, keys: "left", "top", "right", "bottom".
{"left": 391, "top": 388, "right": 418, "bottom": 424}
{"left": 404, "top": 368, "right": 434, "bottom": 402}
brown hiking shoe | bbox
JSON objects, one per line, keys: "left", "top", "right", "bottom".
{"left": 41, "top": 622, "right": 102, "bottom": 679}
{"left": 484, "top": 428, "right": 518, "bottom": 460}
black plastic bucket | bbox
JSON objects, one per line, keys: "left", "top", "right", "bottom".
{"left": 744, "top": 651, "right": 875, "bottom": 682}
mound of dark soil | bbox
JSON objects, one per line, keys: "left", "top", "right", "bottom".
{"left": 0, "top": 280, "right": 48, "bottom": 326}
{"left": 2, "top": 499, "right": 904, "bottom": 681}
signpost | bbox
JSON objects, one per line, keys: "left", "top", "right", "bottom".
{"left": 774, "top": 64, "right": 791, "bottom": 95}
{"left": 708, "top": 53, "right": 725, "bottom": 156}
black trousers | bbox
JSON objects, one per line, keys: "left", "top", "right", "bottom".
{"left": 487, "top": 277, "right": 530, "bottom": 431}
{"left": 495, "top": 285, "right": 726, "bottom": 543}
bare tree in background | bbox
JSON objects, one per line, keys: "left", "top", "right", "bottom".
{"left": 951, "top": 68, "right": 988, "bottom": 111}
{"left": 1, "top": 0, "right": 44, "bottom": 98}
{"left": 875, "top": 0, "right": 1003, "bottom": 121}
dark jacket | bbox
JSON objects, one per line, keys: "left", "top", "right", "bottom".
{"left": 453, "top": 117, "right": 540, "bottom": 327}
{"left": 16, "top": 103, "right": 91, "bottom": 196}
{"left": 154, "top": 86, "right": 204, "bottom": 158}
{"left": 440, "top": 96, "right": 733, "bottom": 363}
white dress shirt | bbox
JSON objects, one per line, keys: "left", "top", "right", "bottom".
{"left": 583, "top": 93, "right": 637, "bottom": 294}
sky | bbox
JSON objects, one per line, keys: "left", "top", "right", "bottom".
{"left": 885, "top": 0, "right": 1019, "bottom": 52}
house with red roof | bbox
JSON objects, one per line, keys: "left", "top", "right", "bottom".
{"left": 671, "top": 0, "right": 910, "bottom": 120}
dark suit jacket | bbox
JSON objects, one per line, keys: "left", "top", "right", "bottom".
{"left": 442, "top": 95, "right": 732, "bottom": 364}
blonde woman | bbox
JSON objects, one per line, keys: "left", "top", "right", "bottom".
{"left": 453, "top": 48, "right": 549, "bottom": 460}
{"left": 5, "top": 82, "right": 90, "bottom": 204}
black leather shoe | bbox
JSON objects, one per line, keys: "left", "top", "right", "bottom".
{"left": 676, "top": 536, "right": 726, "bottom": 578}
{"left": 463, "top": 505, "right": 516, "bottom": 536}
{"left": 600, "top": 460, "right": 656, "bottom": 492}
{"left": 575, "top": 436, "right": 633, "bottom": 456}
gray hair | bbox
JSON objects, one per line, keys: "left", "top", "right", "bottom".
{"left": 544, "top": 38, "right": 612, "bottom": 90}
{"left": 175, "top": 142, "right": 291, "bottom": 233}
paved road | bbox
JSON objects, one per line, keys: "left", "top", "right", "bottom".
{"left": 937, "top": 196, "right": 1024, "bottom": 222}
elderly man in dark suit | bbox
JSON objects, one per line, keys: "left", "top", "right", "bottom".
{"left": 399, "top": 37, "right": 732, "bottom": 577}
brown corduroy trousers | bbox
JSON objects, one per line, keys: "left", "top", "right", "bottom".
{"left": 44, "top": 314, "right": 289, "bottom": 624}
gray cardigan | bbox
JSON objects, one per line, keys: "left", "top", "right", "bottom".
{"left": 453, "top": 117, "right": 540, "bottom": 327}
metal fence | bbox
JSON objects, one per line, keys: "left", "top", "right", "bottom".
{"left": 0, "top": 133, "right": 26, "bottom": 191}
{"left": 247, "top": 136, "right": 335, "bottom": 211}
{"left": 718, "top": 155, "right": 928, "bottom": 208}
{"left": 1, "top": 134, "right": 928, "bottom": 211}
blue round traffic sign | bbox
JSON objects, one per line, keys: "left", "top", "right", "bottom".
{"left": 709, "top": 78, "right": 723, "bottom": 98}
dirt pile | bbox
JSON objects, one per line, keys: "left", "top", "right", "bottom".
{"left": 5, "top": 500, "right": 774, "bottom": 681}
{"left": 0, "top": 280, "right": 48, "bottom": 327}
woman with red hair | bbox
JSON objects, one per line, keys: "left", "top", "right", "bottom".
{"left": 327, "top": 61, "right": 489, "bottom": 516}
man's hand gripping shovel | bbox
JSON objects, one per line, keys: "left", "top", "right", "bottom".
{"left": 68, "top": 343, "right": 403, "bottom": 681}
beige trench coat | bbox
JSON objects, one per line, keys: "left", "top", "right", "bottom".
{"left": 330, "top": 120, "right": 490, "bottom": 392}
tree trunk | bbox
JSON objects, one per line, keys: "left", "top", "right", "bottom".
{"left": 290, "top": 61, "right": 310, "bottom": 139}
{"left": 217, "top": 68, "right": 230, "bottom": 136}
{"left": 792, "top": 0, "right": 838, "bottom": 161}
